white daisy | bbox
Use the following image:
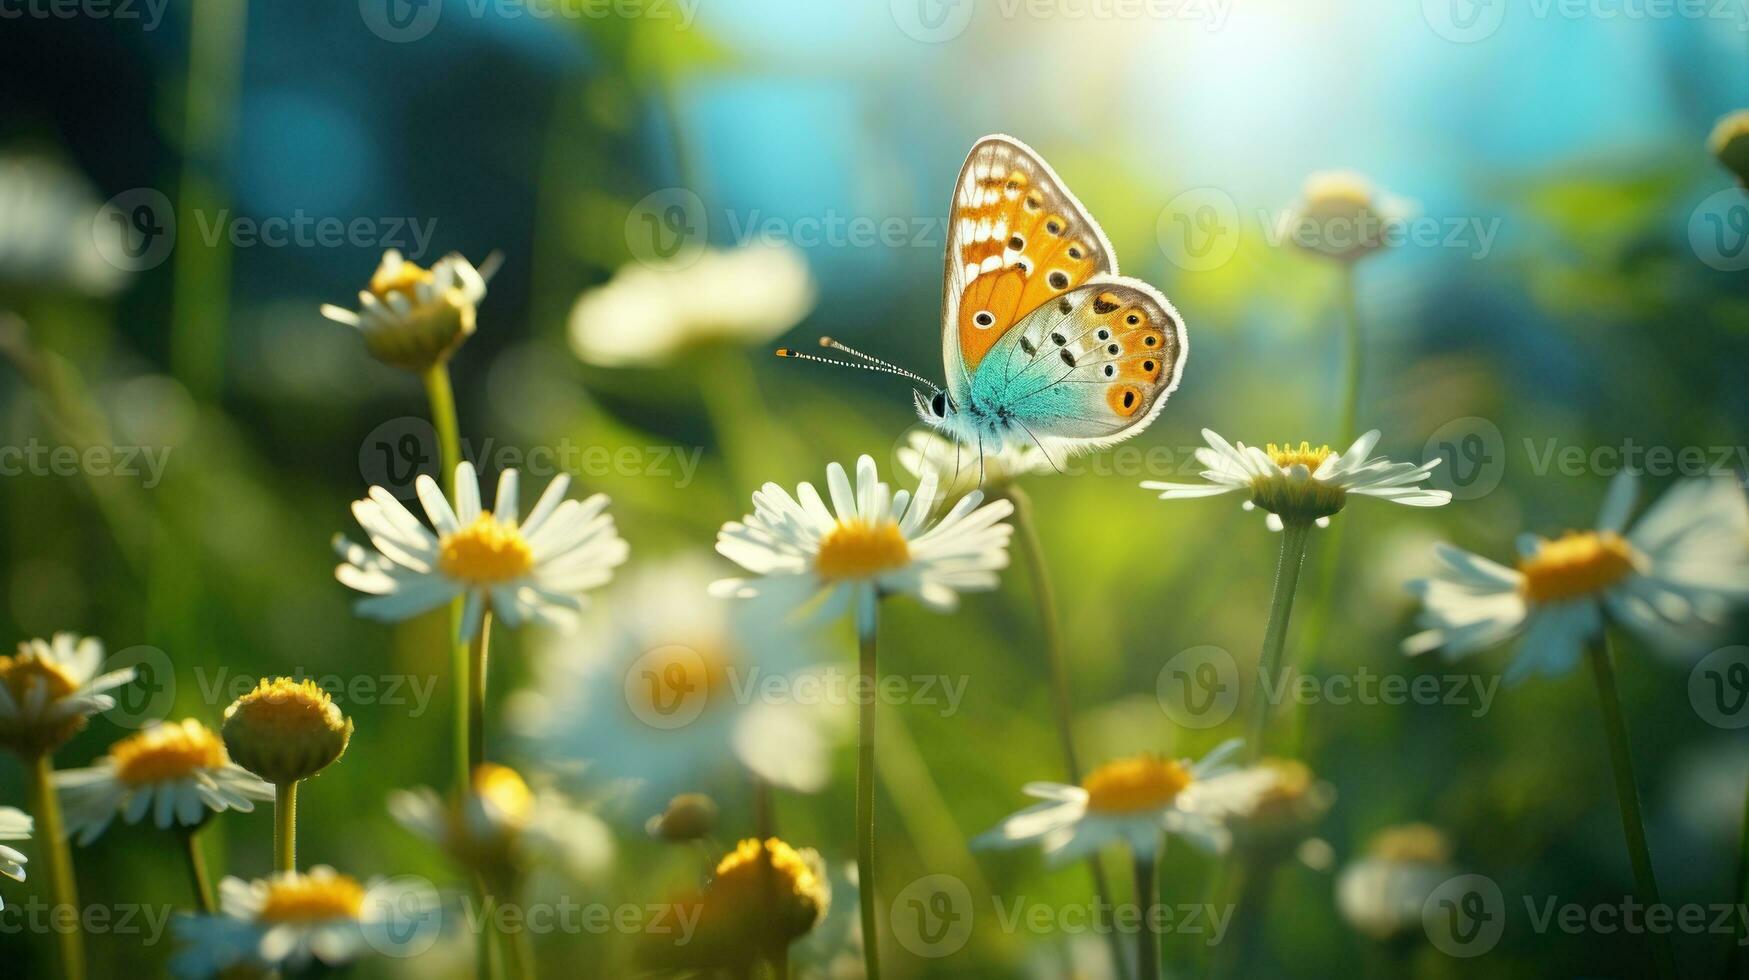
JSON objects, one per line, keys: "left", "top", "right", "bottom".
{"left": 54, "top": 718, "right": 273, "bottom": 844}
{"left": 898, "top": 427, "right": 1053, "bottom": 501}
{"left": 1335, "top": 823, "right": 1455, "bottom": 941}
{"left": 171, "top": 865, "right": 437, "bottom": 979}
{"left": 510, "top": 558, "right": 846, "bottom": 810}
{"left": 319, "top": 249, "right": 492, "bottom": 371}
{"left": 973, "top": 739, "right": 1276, "bottom": 864}
{"left": 1404, "top": 472, "right": 1749, "bottom": 681}
{"left": 712, "top": 454, "right": 1015, "bottom": 621}
{"left": 388, "top": 762, "right": 615, "bottom": 884}
{"left": 569, "top": 243, "right": 815, "bottom": 368}
{"left": 1279, "top": 170, "right": 1414, "bottom": 263}
{"left": 1141, "top": 429, "right": 1451, "bottom": 531}
{"left": 0, "top": 632, "right": 137, "bottom": 756}
{"left": 0, "top": 153, "right": 130, "bottom": 295}
{"left": 0, "top": 806, "right": 29, "bottom": 910}
{"left": 334, "top": 461, "right": 629, "bottom": 643}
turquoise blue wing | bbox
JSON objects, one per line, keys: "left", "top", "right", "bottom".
{"left": 969, "top": 276, "right": 1186, "bottom": 450}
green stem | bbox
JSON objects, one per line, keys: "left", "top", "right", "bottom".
{"left": 273, "top": 781, "right": 297, "bottom": 874}
{"left": 1133, "top": 847, "right": 1160, "bottom": 980}
{"left": 470, "top": 610, "right": 493, "bottom": 771}
{"left": 1337, "top": 264, "right": 1363, "bottom": 446}
{"left": 181, "top": 827, "right": 215, "bottom": 913}
{"left": 500, "top": 881, "right": 534, "bottom": 980}
{"left": 28, "top": 753, "right": 84, "bottom": 980}
{"left": 1730, "top": 775, "right": 1749, "bottom": 976}
{"left": 1007, "top": 486, "right": 1130, "bottom": 980}
{"left": 1246, "top": 522, "right": 1312, "bottom": 763}
{"left": 1585, "top": 631, "right": 1678, "bottom": 980}
{"left": 422, "top": 363, "right": 471, "bottom": 797}
{"left": 855, "top": 593, "right": 882, "bottom": 980}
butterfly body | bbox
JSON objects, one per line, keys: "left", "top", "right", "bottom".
{"left": 917, "top": 135, "right": 1187, "bottom": 466}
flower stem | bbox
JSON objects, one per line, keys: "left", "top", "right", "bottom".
{"left": 1133, "top": 847, "right": 1160, "bottom": 980}
{"left": 1336, "top": 263, "right": 1364, "bottom": 446}
{"left": 1007, "top": 486, "right": 1130, "bottom": 980}
{"left": 1246, "top": 522, "right": 1312, "bottom": 763}
{"left": 27, "top": 753, "right": 84, "bottom": 980}
{"left": 273, "top": 781, "right": 298, "bottom": 874}
{"left": 181, "top": 827, "right": 215, "bottom": 913}
{"left": 422, "top": 362, "right": 472, "bottom": 797}
{"left": 854, "top": 593, "right": 883, "bottom": 980}
{"left": 1730, "top": 775, "right": 1749, "bottom": 975}
{"left": 470, "top": 610, "right": 493, "bottom": 771}
{"left": 1585, "top": 631, "right": 1678, "bottom": 980}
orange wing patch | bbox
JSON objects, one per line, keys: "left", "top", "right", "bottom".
{"left": 949, "top": 144, "right": 1110, "bottom": 373}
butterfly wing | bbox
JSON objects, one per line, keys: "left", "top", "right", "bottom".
{"left": 941, "top": 135, "right": 1116, "bottom": 401}
{"left": 971, "top": 276, "right": 1187, "bottom": 451}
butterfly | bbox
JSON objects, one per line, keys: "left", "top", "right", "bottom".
{"left": 781, "top": 134, "right": 1187, "bottom": 475}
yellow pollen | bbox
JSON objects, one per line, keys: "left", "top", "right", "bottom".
{"left": 815, "top": 520, "right": 909, "bottom": 580}
{"left": 257, "top": 872, "right": 367, "bottom": 923}
{"left": 712, "top": 838, "right": 828, "bottom": 912}
{"left": 1517, "top": 531, "right": 1640, "bottom": 604}
{"left": 226, "top": 678, "right": 347, "bottom": 737}
{"left": 111, "top": 719, "right": 227, "bottom": 786}
{"left": 437, "top": 513, "right": 535, "bottom": 585}
{"left": 1081, "top": 756, "right": 1193, "bottom": 814}
{"left": 368, "top": 259, "right": 433, "bottom": 305}
{"left": 472, "top": 763, "right": 535, "bottom": 827}
{"left": 1266, "top": 441, "right": 1334, "bottom": 472}
{"left": 0, "top": 652, "right": 78, "bottom": 704}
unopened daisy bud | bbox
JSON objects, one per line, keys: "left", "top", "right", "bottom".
{"left": 221, "top": 679, "right": 353, "bottom": 785}
{"left": 644, "top": 837, "right": 830, "bottom": 969}
{"left": 1710, "top": 110, "right": 1749, "bottom": 186}
{"left": 1286, "top": 171, "right": 1404, "bottom": 262}
{"left": 319, "top": 250, "right": 490, "bottom": 372}
{"left": 646, "top": 793, "right": 719, "bottom": 842}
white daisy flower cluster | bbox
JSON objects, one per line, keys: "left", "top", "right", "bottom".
{"left": 319, "top": 249, "right": 493, "bottom": 371}
{"left": 55, "top": 718, "right": 273, "bottom": 844}
{"left": 0, "top": 632, "right": 137, "bottom": 757}
{"left": 569, "top": 242, "right": 815, "bottom": 368}
{"left": 335, "top": 461, "right": 629, "bottom": 642}
{"left": 388, "top": 761, "right": 615, "bottom": 884}
{"left": 0, "top": 806, "right": 28, "bottom": 910}
{"left": 975, "top": 739, "right": 1276, "bottom": 863}
{"left": 898, "top": 427, "right": 1054, "bottom": 501}
{"left": 1142, "top": 429, "right": 1451, "bottom": 530}
{"left": 171, "top": 865, "right": 436, "bottom": 979}
{"left": 1406, "top": 472, "right": 1749, "bottom": 681}
{"left": 712, "top": 454, "right": 1015, "bottom": 619}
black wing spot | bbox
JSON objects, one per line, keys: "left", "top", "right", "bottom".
{"left": 973, "top": 311, "right": 995, "bottom": 328}
{"left": 1143, "top": 360, "right": 1156, "bottom": 371}
{"left": 1093, "top": 296, "right": 1119, "bottom": 314}
{"left": 1057, "top": 298, "right": 1073, "bottom": 314}
{"left": 1059, "top": 349, "right": 1076, "bottom": 367}
{"left": 1050, "top": 332, "right": 1066, "bottom": 346}
{"left": 1008, "top": 235, "right": 1025, "bottom": 250}
{"left": 1048, "top": 271, "right": 1069, "bottom": 290}
{"left": 1144, "top": 335, "right": 1159, "bottom": 347}
{"left": 1122, "top": 390, "right": 1136, "bottom": 408}
{"left": 1103, "top": 364, "right": 1116, "bottom": 378}
{"left": 1096, "top": 328, "right": 1110, "bottom": 341}
{"left": 1107, "top": 343, "right": 1120, "bottom": 355}
{"left": 1068, "top": 245, "right": 1083, "bottom": 259}
{"left": 1019, "top": 337, "right": 1036, "bottom": 355}
{"left": 1046, "top": 220, "right": 1063, "bottom": 235}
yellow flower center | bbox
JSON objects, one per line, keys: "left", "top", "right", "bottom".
{"left": 1517, "top": 531, "right": 1640, "bottom": 604}
{"left": 257, "top": 872, "right": 367, "bottom": 923}
{"left": 0, "top": 653, "right": 77, "bottom": 705}
{"left": 1081, "top": 756, "right": 1193, "bottom": 814}
{"left": 368, "top": 259, "right": 433, "bottom": 305}
{"left": 1266, "top": 442, "right": 1334, "bottom": 472}
{"left": 472, "top": 763, "right": 535, "bottom": 828}
{"left": 112, "top": 719, "right": 227, "bottom": 786}
{"left": 815, "top": 520, "right": 909, "bottom": 580}
{"left": 709, "top": 837, "right": 829, "bottom": 925}
{"left": 437, "top": 513, "right": 535, "bottom": 585}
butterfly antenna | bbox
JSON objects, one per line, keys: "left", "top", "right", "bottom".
{"left": 774, "top": 347, "right": 936, "bottom": 390}
{"left": 816, "top": 337, "right": 942, "bottom": 394}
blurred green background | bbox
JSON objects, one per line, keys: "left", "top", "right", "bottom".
{"left": 2, "top": 1, "right": 1748, "bottom": 976}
